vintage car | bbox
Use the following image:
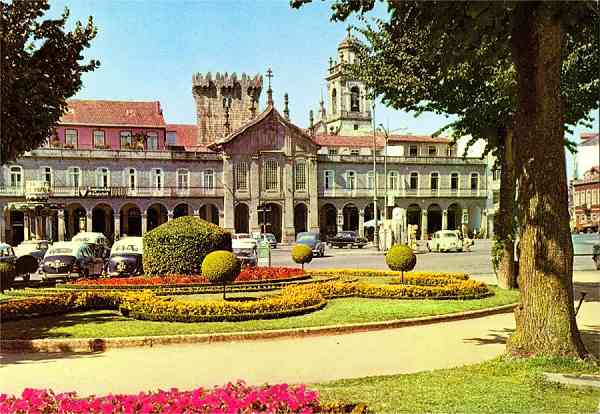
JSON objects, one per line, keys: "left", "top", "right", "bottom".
{"left": 232, "top": 238, "right": 257, "bottom": 267}
{"left": 253, "top": 233, "right": 278, "bottom": 249}
{"left": 71, "top": 231, "right": 111, "bottom": 259}
{"left": 427, "top": 230, "right": 464, "bottom": 253}
{"left": 329, "top": 231, "right": 368, "bottom": 248}
{"left": 14, "top": 239, "right": 50, "bottom": 262}
{"left": 0, "top": 243, "right": 17, "bottom": 265}
{"left": 105, "top": 237, "right": 143, "bottom": 277}
{"left": 296, "top": 232, "right": 326, "bottom": 257}
{"left": 39, "top": 241, "right": 105, "bottom": 280}
{"left": 233, "top": 233, "right": 258, "bottom": 250}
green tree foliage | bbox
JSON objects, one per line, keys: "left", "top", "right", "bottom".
{"left": 292, "top": 0, "right": 599, "bottom": 358}
{"left": 0, "top": 0, "right": 99, "bottom": 164}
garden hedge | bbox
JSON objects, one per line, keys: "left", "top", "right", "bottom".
{"left": 0, "top": 262, "right": 16, "bottom": 293}
{"left": 306, "top": 269, "right": 469, "bottom": 280}
{"left": 143, "top": 216, "right": 232, "bottom": 276}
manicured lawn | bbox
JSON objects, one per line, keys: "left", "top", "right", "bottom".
{"left": 0, "top": 287, "right": 518, "bottom": 339}
{"left": 313, "top": 356, "right": 600, "bottom": 413}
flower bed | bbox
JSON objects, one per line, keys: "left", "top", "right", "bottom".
{"left": 0, "top": 381, "right": 346, "bottom": 413}
{"left": 307, "top": 269, "right": 469, "bottom": 280}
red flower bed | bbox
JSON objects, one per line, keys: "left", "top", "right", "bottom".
{"left": 0, "top": 381, "right": 321, "bottom": 413}
{"left": 73, "top": 267, "right": 305, "bottom": 286}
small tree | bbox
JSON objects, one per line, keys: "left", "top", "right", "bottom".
{"left": 385, "top": 244, "right": 416, "bottom": 283}
{"left": 201, "top": 250, "right": 241, "bottom": 300}
{"left": 0, "top": 262, "right": 17, "bottom": 294}
{"left": 291, "top": 244, "right": 313, "bottom": 271}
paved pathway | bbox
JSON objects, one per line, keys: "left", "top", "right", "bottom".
{"left": 1, "top": 302, "right": 598, "bottom": 397}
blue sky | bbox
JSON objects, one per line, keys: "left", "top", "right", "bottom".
{"left": 50, "top": 0, "right": 597, "bottom": 177}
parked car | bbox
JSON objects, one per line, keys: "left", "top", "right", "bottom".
{"left": 232, "top": 233, "right": 258, "bottom": 250}
{"left": 72, "top": 231, "right": 111, "bottom": 259}
{"left": 0, "top": 243, "right": 17, "bottom": 265}
{"left": 253, "top": 233, "right": 278, "bottom": 249}
{"left": 105, "top": 237, "right": 143, "bottom": 277}
{"left": 14, "top": 239, "right": 50, "bottom": 262}
{"left": 593, "top": 243, "right": 600, "bottom": 270}
{"left": 427, "top": 230, "right": 464, "bottom": 252}
{"left": 296, "top": 232, "right": 326, "bottom": 257}
{"left": 329, "top": 231, "right": 368, "bottom": 248}
{"left": 232, "top": 238, "right": 257, "bottom": 267}
{"left": 39, "top": 241, "right": 104, "bottom": 281}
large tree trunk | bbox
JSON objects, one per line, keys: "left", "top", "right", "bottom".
{"left": 507, "top": 3, "right": 587, "bottom": 357}
{"left": 495, "top": 128, "right": 517, "bottom": 289}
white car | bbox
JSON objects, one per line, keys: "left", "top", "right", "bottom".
{"left": 232, "top": 233, "right": 258, "bottom": 250}
{"left": 427, "top": 230, "right": 464, "bottom": 253}
{"left": 232, "top": 238, "right": 257, "bottom": 267}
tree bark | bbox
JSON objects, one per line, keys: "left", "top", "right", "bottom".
{"left": 507, "top": 3, "right": 587, "bottom": 358}
{"left": 495, "top": 128, "right": 517, "bottom": 289}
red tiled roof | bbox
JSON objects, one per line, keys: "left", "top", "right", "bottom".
{"left": 60, "top": 100, "right": 166, "bottom": 127}
{"left": 314, "top": 134, "right": 448, "bottom": 148}
{"left": 167, "top": 124, "right": 198, "bottom": 149}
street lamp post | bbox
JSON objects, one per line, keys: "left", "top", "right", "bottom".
{"left": 372, "top": 100, "right": 379, "bottom": 251}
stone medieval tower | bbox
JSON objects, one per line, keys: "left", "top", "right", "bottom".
{"left": 192, "top": 72, "right": 263, "bottom": 145}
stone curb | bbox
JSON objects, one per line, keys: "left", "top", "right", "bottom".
{"left": 0, "top": 303, "right": 517, "bottom": 354}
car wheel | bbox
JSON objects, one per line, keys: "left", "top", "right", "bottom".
{"left": 436, "top": 245, "right": 440, "bottom": 253}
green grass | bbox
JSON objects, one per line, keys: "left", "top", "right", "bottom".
{"left": 0, "top": 287, "right": 518, "bottom": 340}
{"left": 313, "top": 356, "right": 600, "bottom": 413}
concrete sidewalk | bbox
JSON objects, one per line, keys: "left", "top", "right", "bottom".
{"left": 1, "top": 302, "right": 597, "bottom": 397}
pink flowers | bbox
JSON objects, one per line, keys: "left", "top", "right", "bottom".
{"left": 0, "top": 381, "right": 320, "bottom": 413}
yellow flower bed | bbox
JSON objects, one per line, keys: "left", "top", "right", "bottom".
{"left": 307, "top": 269, "right": 469, "bottom": 281}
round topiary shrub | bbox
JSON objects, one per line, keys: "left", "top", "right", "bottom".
{"left": 291, "top": 244, "right": 313, "bottom": 270}
{"left": 143, "top": 216, "right": 232, "bottom": 276}
{"left": 385, "top": 244, "right": 417, "bottom": 282}
{"left": 0, "top": 262, "right": 17, "bottom": 294}
{"left": 16, "top": 255, "right": 39, "bottom": 282}
{"left": 201, "top": 250, "right": 241, "bottom": 299}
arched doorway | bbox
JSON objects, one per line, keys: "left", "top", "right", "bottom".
{"left": 199, "top": 204, "right": 219, "bottom": 225}
{"left": 120, "top": 204, "right": 142, "bottom": 237}
{"left": 342, "top": 203, "right": 359, "bottom": 231}
{"left": 407, "top": 204, "right": 422, "bottom": 240}
{"left": 92, "top": 204, "right": 114, "bottom": 240}
{"left": 65, "top": 203, "right": 86, "bottom": 240}
{"left": 235, "top": 203, "right": 249, "bottom": 234}
{"left": 260, "top": 203, "right": 282, "bottom": 242}
{"left": 427, "top": 204, "right": 443, "bottom": 235}
{"left": 173, "top": 203, "right": 189, "bottom": 219}
{"left": 319, "top": 203, "right": 337, "bottom": 239}
{"left": 469, "top": 206, "right": 482, "bottom": 237}
{"left": 447, "top": 203, "right": 462, "bottom": 230}
{"left": 147, "top": 203, "right": 168, "bottom": 232}
{"left": 294, "top": 203, "right": 308, "bottom": 235}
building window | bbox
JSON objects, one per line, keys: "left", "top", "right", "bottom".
{"left": 235, "top": 162, "right": 248, "bottom": 190}
{"left": 146, "top": 132, "right": 158, "bottom": 150}
{"left": 41, "top": 166, "right": 53, "bottom": 187}
{"left": 120, "top": 131, "right": 132, "bottom": 148}
{"left": 367, "top": 171, "right": 374, "bottom": 190}
{"left": 587, "top": 190, "right": 592, "bottom": 206}
{"left": 428, "top": 146, "right": 437, "bottom": 156}
{"left": 446, "top": 146, "right": 454, "bottom": 156}
{"left": 470, "top": 173, "right": 479, "bottom": 191}
{"left": 65, "top": 129, "right": 78, "bottom": 148}
{"left": 96, "top": 168, "right": 110, "bottom": 188}
{"left": 493, "top": 190, "right": 500, "bottom": 205}
{"left": 93, "top": 130, "right": 105, "bottom": 148}
{"left": 409, "top": 172, "right": 418, "bottom": 190}
{"left": 204, "top": 169, "right": 214, "bottom": 189}
{"left": 388, "top": 171, "right": 399, "bottom": 190}
{"left": 346, "top": 171, "right": 356, "bottom": 190}
{"left": 263, "top": 159, "right": 279, "bottom": 191}
{"left": 353, "top": 124, "right": 359, "bottom": 131}
{"left": 350, "top": 149, "right": 360, "bottom": 156}
{"left": 332, "top": 88, "right": 337, "bottom": 114}
{"left": 166, "top": 131, "right": 177, "bottom": 146}
{"left": 324, "top": 170, "right": 334, "bottom": 190}
{"left": 350, "top": 86, "right": 360, "bottom": 112}
{"left": 295, "top": 160, "right": 306, "bottom": 191}
{"left": 328, "top": 148, "right": 338, "bottom": 156}
{"left": 430, "top": 172, "right": 439, "bottom": 190}
{"left": 9, "top": 166, "right": 23, "bottom": 188}
{"left": 68, "top": 167, "right": 81, "bottom": 188}
{"left": 177, "top": 169, "right": 190, "bottom": 190}
{"left": 450, "top": 172, "right": 459, "bottom": 191}
{"left": 127, "top": 168, "right": 136, "bottom": 190}
{"left": 153, "top": 168, "right": 163, "bottom": 189}
{"left": 409, "top": 145, "right": 418, "bottom": 157}
{"left": 492, "top": 168, "right": 501, "bottom": 181}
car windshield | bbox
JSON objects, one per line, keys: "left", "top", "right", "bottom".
{"left": 440, "top": 232, "right": 458, "bottom": 239}
{"left": 297, "top": 234, "right": 316, "bottom": 242}
{"left": 265, "top": 234, "right": 276, "bottom": 241}
{"left": 0, "top": 247, "right": 12, "bottom": 256}
{"left": 47, "top": 248, "right": 73, "bottom": 255}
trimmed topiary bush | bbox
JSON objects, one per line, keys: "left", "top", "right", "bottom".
{"left": 385, "top": 244, "right": 416, "bottom": 282}
{"left": 143, "top": 216, "right": 232, "bottom": 276}
{"left": 292, "top": 244, "right": 313, "bottom": 270}
{"left": 16, "top": 255, "right": 39, "bottom": 282}
{"left": 0, "top": 262, "right": 17, "bottom": 294}
{"left": 201, "top": 250, "right": 241, "bottom": 299}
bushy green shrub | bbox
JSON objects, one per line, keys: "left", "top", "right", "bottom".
{"left": 291, "top": 244, "right": 313, "bottom": 270}
{"left": 143, "top": 216, "right": 232, "bottom": 276}
{"left": 385, "top": 244, "right": 416, "bottom": 282}
{"left": 201, "top": 250, "right": 241, "bottom": 299}
{"left": 16, "top": 255, "right": 38, "bottom": 281}
{"left": 0, "top": 262, "right": 17, "bottom": 293}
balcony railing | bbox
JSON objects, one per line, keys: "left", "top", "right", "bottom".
{"left": 25, "top": 145, "right": 220, "bottom": 161}
{"left": 318, "top": 154, "right": 487, "bottom": 165}
{"left": 320, "top": 187, "right": 485, "bottom": 198}
{"left": 0, "top": 185, "right": 223, "bottom": 198}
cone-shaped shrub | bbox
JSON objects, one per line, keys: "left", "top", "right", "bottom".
{"left": 201, "top": 250, "right": 241, "bottom": 299}
{"left": 143, "top": 216, "right": 232, "bottom": 276}
{"left": 385, "top": 244, "right": 416, "bottom": 282}
{"left": 292, "top": 244, "right": 313, "bottom": 270}
{"left": 0, "top": 262, "right": 16, "bottom": 293}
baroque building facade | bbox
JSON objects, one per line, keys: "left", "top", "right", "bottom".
{"left": 0, "top": 34, "right": 488, "bottom": 245}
